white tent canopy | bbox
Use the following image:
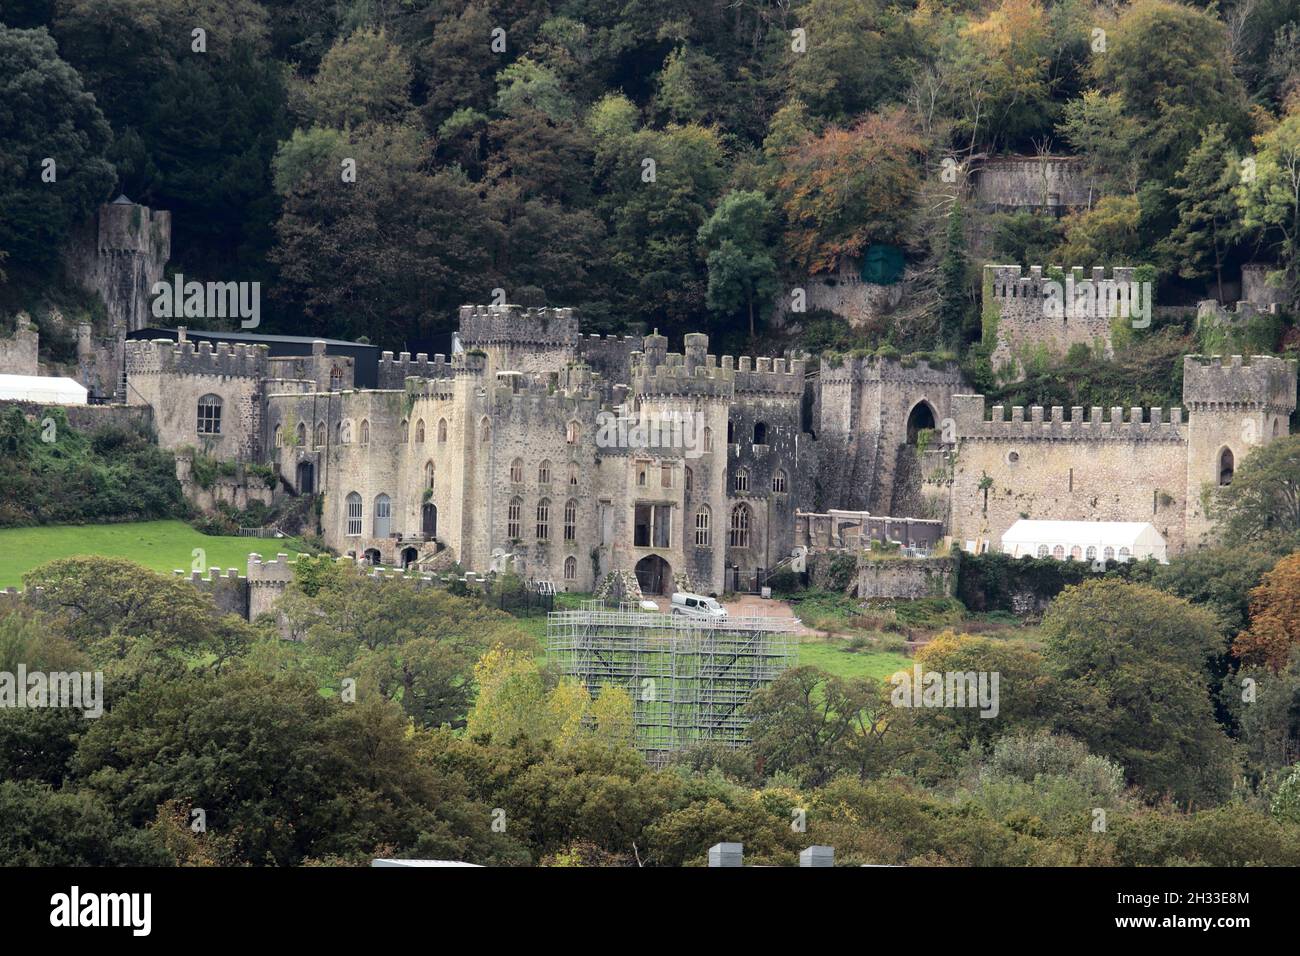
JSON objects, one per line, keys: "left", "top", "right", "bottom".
{"left": 1001, "top": 520, "right": 1168, "bottom": 564}
{"left": 0, "top": 374, "right": 88, "bottom": 405}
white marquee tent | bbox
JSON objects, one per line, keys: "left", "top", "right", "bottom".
{"left": 0, "top": 374, "right": 88, "bottom": 405}
{"left": 1001, "top": 520, "right": 1168, "bottom": 564}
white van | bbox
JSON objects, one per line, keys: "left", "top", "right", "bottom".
{"left": 671, "top": 592, "right": 728, "bottom": 619}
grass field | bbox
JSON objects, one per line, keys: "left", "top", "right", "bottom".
{"left": 0, "top": 520, "right": 306, "bottom": 588}
{"left": 794, "top": 637, "right": 912, "bottom": 680}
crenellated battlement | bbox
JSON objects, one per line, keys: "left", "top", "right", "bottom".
{"left": 126, "top": 337, "right": 268, "bottom": 379}
{"left": 458, "top": 304, "right": 579, "bottom": 349}
{"left": 378, "top": 350, "right": 458, "bottom": 388}
{"left": 632, "top": 352, "right": 736, "bottom": 398}
{"left": 488, "top": 377, "right": 604, "bottom": 418}
{"left": 817, "top": 352, "right": 962, "bottom": 387}
{"left": 985, "top": 264, "right": 1142, "bottom": 305}
{"left": 950, "top": 394, "right": 1186, "bottom": 441}
{"left": 1183, "top": 354, "right": 1298, "bottom": 412}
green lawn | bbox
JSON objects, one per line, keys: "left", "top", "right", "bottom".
{"left": 0, "top": 520, "right": 306, "bottom": 588}
{"left": 794, "top": 638, "right": 913, "bottom": 681}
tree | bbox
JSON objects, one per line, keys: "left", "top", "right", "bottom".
{"left": 300, "top": 27, "right": 413, "bottom": 130}
{"left": 1090, "top": 0, "right": 1251, "bottom": 182}
{"left": 937, "top": 203, "right": 970, "bottom": 347}
{"left": 271, "top": 124, "right": 495, "bottom": 342}
{"left": 1239, "top": 108, "right": 1300, "bottom": 304}
{"left": 697, "top": 190, "right": 779, "bottom": 341}
{"left": 1159, "top": 125, "right": 1245, "bottom": 300}
{"left": 784, "top": 0, "right": 923, "bottom": 123}
{"left": 1212, "top": 434, "right": 1300, "bottom": 546}
{"left": 1052, "top": 195, "right": 1144, "bottom": 267}
{"left": 1041, "top": 580, "right": 1236, "bottom": 805}
{"left": 777, "top": 109, "right": 924, "bottom": 274}
{"left": 1057, "top": 89, "right": 1143, "bottom": 197}
{"left": 0, "top": 25, "right": 115, "bottom": 277}
{"left": 746, "top": 666, "right": 913, "bottom": 786}
{"left": 23, "top": 557, "right": 253, "bottom": 668}
{"left": 0, "top": 780, "right": 169, "bottom": 866}
{"left": 1234, "top": 552, "right": 1300, "bottom": 672}
{"left": 953, "top": 0, "right": 1056, "bottom": 152}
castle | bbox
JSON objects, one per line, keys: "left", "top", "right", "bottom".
{"left": 120, "top": 299, "right": 1298, "bottom": 595}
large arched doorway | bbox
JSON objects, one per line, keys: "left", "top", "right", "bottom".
{"left": 906, "top": 400, "right": 937, "bottom": 444}
{"left": 400, "top": 547, "right": 419, "bottom": 569}
{"left": 635, "top": 554, "right": 672, "bottom": 595}
{"left": 422, "top": 502, "right": 438, "bottom": 538}
{"left": 295, "top": 460, "right": 314, "bottom": 494}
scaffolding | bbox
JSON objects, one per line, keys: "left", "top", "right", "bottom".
{"left": 546, "top": 602, "right": 796, "bottom": 763}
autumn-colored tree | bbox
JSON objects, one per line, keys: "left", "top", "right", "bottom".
{"left": 1234, "top": 552, "right": 1300, "bottom": 673}
{"left": 777, "top": 109, "right": 924, "bottom": 274}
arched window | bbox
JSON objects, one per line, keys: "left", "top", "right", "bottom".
{"left": 373, "top": 493, "right": 391, "bottom": 537}
{"left": 437, "top": 418, "right": 447, "bottom": 443}
{"left": 480, "top": 417, "right": 491, "bottom": 442}
{"left": 295, "top": 422, "right": 306, "bottom": 446}
{"left": 695, "top": 507, "right": 711, "bottom": 547}
{"left": 1085, "top": 546, "right": 1097, "bottom": 562}
{"left": 360, "top": 419, "right": 370, "bottom": 445}
{"left": 1052, "top": 545, "right": 1065, "bottom": 560}
{"left": 415, "top": 419, "right": 425, "bottom": 444}
{"left": 314, "top": 422, "right": 326, "bottom": 447}
{"left": 197, "top": 394, "right": 222, "bottom": 435}
{"left": 753, "top": 421, "right": 768, "bottom": 444}
{"left": 507, "top": 497, "right": 522, "bottom": 539}
{"left": 338, "top": 419, "right": 352, "bottom": 444}
{"left": 734, "top": 469, "right": 749, "bottom": 493}
{"left": 329, "top": 366, "right": 342, "bottom": 391}
{"left": 399, "top": 419, "right": 408, "bottom": 443}
{"left": 703, "top": 427, "right": 713, "bottom": 453}
{"left": 564, "top": 500, "right": 577, "bottom": 541}
{"left": 727, "top": 420, "right": 735, "bottom": 444}
{"left": 273, "top": 424, "right": 282, "bottom": 448}
{"left": 564, "top": 556, "right": 577, "bottom": 581}
{"left": 772, "top": 469, "right": 787, "bottom": 493}
{"left": 685, "top": 467, "right": 693, "bottom": 492}
{"left": 729, "top": 505, "right": 750, "bottom": 548}
{"left": 1218, "top": 447, "right": 1235, "bottom": 486}
{"left": 569, "top": 464, "right": 579, "bottom": 486}
{"left": 536, "top": 499, "right": 550, "bottom": 541}
{"left": 566, "top": 420, "right": 580, "bottom": 444}
{"left": 1118, "top": 547, "right": 1131, "bottom": 561}
{"left": 538, "top": 459, "right": 551, "bottom": 484}
{"left": 345, "top": 492, "right": 363, "bottom": 536}
{"left": 510, "top": 458, "right": 523, "bottom": 483}
{"left": 424, "top": 460, "right": 435, "bottom": 490}
{"left": 1103, "top": 546, "right": 1115, "bottom": 561}
{"left": 1069, "top": 545, "right": 1082, "bottom": 561}
{"left": 1036, "top": 545, "right": 1049, "bottom": 558}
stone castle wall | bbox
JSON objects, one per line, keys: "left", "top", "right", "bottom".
{"left": 0, "top": 317, "right": 39, "bottom": 375}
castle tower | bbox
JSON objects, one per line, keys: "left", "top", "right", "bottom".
{"left": 983, "top": 264, "right": 1132, "bottom": 381}
{"left": 66, "top": 195, "right": 171, "bottom": 335}
{"left": 1182, "top": 354, "right": 1297, "bottom": 546}
{"left": 457, "top": 304, "right": 579, "bottom": 379}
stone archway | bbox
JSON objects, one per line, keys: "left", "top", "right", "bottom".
{"left": 634, "top": 554, "right": 672, "bottom": 595}
{"left": 400, "top": 547, "right": 419, "bottom": 569}
{"left": 905, "top": 400, "right": 937, "bottom": 444}
{"left": 295, "top": 460, "right": 315, "bottom": 494}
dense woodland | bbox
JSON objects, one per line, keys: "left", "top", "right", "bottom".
{"left": 5, "top": 0, "right": 1300, "bottom": 377}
